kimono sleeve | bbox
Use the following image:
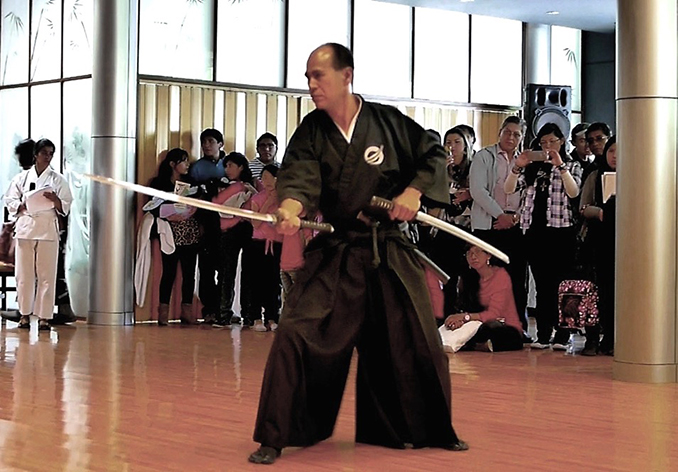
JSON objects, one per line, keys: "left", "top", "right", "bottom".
{"left": 404, "top": 118, "right": 449, "bottom": 206}
{"left": 277, "top": 116, "right": 322, "bottom": 215}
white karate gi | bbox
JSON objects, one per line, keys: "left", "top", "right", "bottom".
{"left": 4, "top": 167, "right": 73, "bottom": 319}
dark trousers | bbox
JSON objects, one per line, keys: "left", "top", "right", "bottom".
{"left": 242, "top": 239, "right": 282, "bottom": 324}
{"left": 473, "top": 227, "right": 528, "bottom": 330}
{"left": 254, "top": 232, "right": 460, "bottom": 450}
{"left": 464, "top": 321, "right": 523, "bottom": 352}
{"left": 525, "top": 225, "right": 577, "bottom": 344}
{"left": 197, "top": 210, "right": 221, "bottom": 317}
{"left": 160, "top": 244, "right": 199, "bottom": 304}
{"left": 219, "top": 221, "right": 253, "bottom": 320}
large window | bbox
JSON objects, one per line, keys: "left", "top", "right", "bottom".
{"left": 353, "top": 0, "right": 412, "bottom": 98}
{"left": 470, "top": 15, "right": 522, "bottom": 107}
{"left": 30, "top": 83, "right": 62, "bottom": 171}
{"left": 139, "top": 0, "right": 214, "bottom": 80}
{"left": 63, "top": 0, "right": 94, "bottom": 77}
{"left": 216, "top": 0, "right": 284, "bottom": 87}
{"left": 287, "top": 0, "right": 350, "bottom": 90}
{"left": 414, "top": 7, "right": 469, "bottom": 103}
{"left": 0, "top": 87, "right": 29, "bottom": 206}
{"left": 551, "top": 26, "right": 582, "bottom": 112}
{"left": 1, "top": 0, "right": 30, "bottom": 85}
{"left": 31, "top": 0, "right": 62, "bottom": 82}
{"left": 63, "top": 78, "right": 92, "bottom": 316}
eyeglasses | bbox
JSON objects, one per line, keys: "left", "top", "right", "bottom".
{"left": 539, "top": 139, "right": 561, "bottom": 147}
{"left": 465, "top": 249, "right": 487, "bottom": 258}
{"left": 586, "top": 136, "right": 608, "bottom": 145}
{"left": 500, "top": 129, "right": 523, "bottom": 140}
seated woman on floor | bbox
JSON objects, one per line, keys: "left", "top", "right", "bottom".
{"left": 440, "top": 245, "right": 523, "bottom": 352}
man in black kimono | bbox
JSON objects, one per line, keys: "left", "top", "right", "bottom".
{"left": 248, "top": 43, "right": 467, "bottom": 465}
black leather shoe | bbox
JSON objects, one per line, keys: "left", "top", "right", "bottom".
{"left": 581, "top": 345, "right": 598, "bottom": 356}
{"left": 248, "top": 446, "right": 281, "bottom": 464}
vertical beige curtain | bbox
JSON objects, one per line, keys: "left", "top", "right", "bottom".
{"left": 134, "top": 81, "right": 518, "bottom": 320}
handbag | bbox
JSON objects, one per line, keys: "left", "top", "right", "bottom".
{"left": 0, "top": 220, "right": 16, "bottom": 266}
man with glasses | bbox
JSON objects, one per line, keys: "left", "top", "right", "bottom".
{"left": 249, "top": 132, "right": 279, "bottom": 180}
{"left": 570, "top": 122, "right": 593, "bottom": 170}
{"left": 469, "top": 116, "right": 530, "bottom": 339}
{"left": 583, "top": 122, "right": 611, "bottom": 184}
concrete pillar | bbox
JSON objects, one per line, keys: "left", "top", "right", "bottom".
{"left": 88, "top": 0, "right": 139, "bottom": 325}
{"left": 614, "top": 0, "right": 678, "bottom": 382}
{"left": 524, "top": 23, "right": 551, "bottom": 86}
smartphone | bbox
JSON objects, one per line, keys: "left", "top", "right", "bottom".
{"left": 526, "top": 150, "right": 548, "bottom": 161}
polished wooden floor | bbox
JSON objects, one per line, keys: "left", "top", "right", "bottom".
{"left": 0, "top": 320, "right": 677, "bottom": 472}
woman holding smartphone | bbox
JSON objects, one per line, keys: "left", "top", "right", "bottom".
{"left": 504, "top": 122, "right": 582, "bottom": 350}
{"left": 425, "top": 126, "right": 475, "bottom": 315}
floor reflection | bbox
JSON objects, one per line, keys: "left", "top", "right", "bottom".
{"left": 0, "top": 320, "right": 674, "bottom": 471}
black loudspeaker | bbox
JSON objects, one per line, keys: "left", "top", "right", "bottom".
{"left": 524, "top": 84, "right": 571, "bottom": 147}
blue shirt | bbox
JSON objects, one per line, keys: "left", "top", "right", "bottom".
{"left": 189, "top": 157, "right": 224, "bottom": 183}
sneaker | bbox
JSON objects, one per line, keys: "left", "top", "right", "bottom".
{"left": 530, "top": 341, "right": 551, "bottom": 350}
{"left": 475, "top": 340, "right": 493, "bottom": 352}
{"left": 552, "top": 343, "right": 568, "bottom": 351}
{"left": 253, "top": 320, "right": 267, "bottom": 332}
{"left": 268, "top": 321, "right": 278, "bottom": 332}
{"left": 229, "top": 315, "right": 242, "bottom": 325}
{"left": 201, "top": 313, "right": 217, "bottom": 325}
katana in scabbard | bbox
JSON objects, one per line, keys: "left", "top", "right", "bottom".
{"left": 83, "top": 173, "right": 334, "bottom": 233}
{"left": 369, "top": 196, "right": 510, "bottom": 264}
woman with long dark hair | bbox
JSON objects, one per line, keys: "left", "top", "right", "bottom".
{"left": 4, "top": 139, "right": 73, "bottom": 331}
{"left": 242, "top": 164, "right": 283, "bottom": 331}
{"left": 148, "top": 148, "right": 200, "bottom": 325}
{"left": 212, "top": 151, "right": 255, "bottom": 327}
{"left": 441, "top": 245, "right": 523, "bottom": 352}
{"left": 580, "top": 135, "right": 617, "bottom": 355}
{"left": 504, "top": 122, "right": 583, "bottom": 349}
{"left": 426, "top": 125, "right": 474, "bottom": 315}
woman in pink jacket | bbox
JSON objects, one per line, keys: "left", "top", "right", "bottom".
{"left": 212, "top": 152, "right": 255, "bottom": 327}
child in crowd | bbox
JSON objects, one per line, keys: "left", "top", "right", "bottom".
{"left": 242, "top": 165, "right": 283, "bottom": 332}
{"left": 212, "top": 152, "right": 255, "bottom": 327}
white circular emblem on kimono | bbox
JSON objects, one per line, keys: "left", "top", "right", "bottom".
{"left": 364, "top": 145, "right": 384, "bottom": 165}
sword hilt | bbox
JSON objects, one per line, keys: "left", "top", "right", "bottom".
{"left": 369, "top": 196, "right": 394, "bottom": 211}
{"left": 299, "top": 219, "right": 334, "bottom": 233}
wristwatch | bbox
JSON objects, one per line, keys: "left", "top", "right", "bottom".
{"left": 463, "top": 313, "right": 471, "bottom": 323}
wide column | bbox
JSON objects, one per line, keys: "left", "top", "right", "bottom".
{"left": 614, "top": 0, "right": 678, "bottom": 382}
{"left": 88, "top": 0, "right": 139, "bottom": 325}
